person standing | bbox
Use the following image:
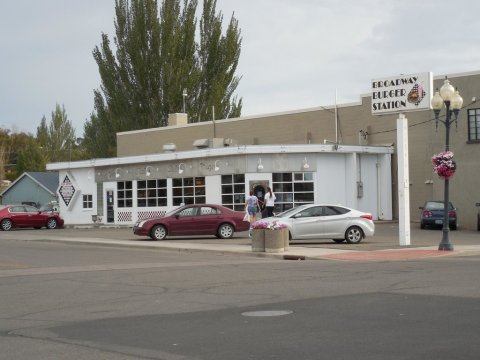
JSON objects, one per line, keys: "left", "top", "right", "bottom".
{"left": 263, "top": 186, "right": 276, "bottom": 217}
{"left": 245, "top": 190, "right": 260, "bottom": 224}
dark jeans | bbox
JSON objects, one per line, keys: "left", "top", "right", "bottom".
{"left": 266, "top": 206, "right": 274, "bottom": 217}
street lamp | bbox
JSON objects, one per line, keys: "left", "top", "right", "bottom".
{"left": 431, "top": 77, "right": 463, "bottom": 251}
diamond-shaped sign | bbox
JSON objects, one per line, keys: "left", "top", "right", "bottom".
{"left": 58, "top": 174, "right": 76, "bottom": 207}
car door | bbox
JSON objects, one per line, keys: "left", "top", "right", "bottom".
{"left": 168, "top": 206, "right": 199, "bottom": 236}
{"left": 320, "top": 206, "right": 351, "bottom": 238}
{"left": 290, "top": 206, "right": 324, "bottom": 239}
{"left": 8, "top": 206, "right": 30, "bottom": 227}
{"left": 24, "top": 205, "right": 44, "bottom": 227}
{"left": 196, "top": 206, "right": 222, "bottom": 235}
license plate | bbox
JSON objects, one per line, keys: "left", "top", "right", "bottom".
{"left": 435, "top": 220, "right": 443, "bottom": 224}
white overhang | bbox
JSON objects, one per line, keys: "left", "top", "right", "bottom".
{"left": 46, "top": 144, "right": 394, "bottom": 171}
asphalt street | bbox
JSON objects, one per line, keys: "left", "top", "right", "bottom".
{"left": 0, "top": 224, "right": 479, "bottom": 359}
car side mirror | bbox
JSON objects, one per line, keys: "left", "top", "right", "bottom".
{"left": 293, "top": 213, "right": 301, "bottom": 218}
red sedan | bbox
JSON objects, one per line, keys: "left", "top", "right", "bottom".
{"left": 0, "top": 205, "right": 64, "bottom": 231}
{"left": 133, "top": 204, "right": 250, "bottom": 240}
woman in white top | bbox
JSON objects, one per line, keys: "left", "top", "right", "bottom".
{"left": 263, "top": 186, "right": 276, "bottom": 217}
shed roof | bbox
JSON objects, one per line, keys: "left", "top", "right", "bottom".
{"left": 0, "top": 172, "right": 59, "bottom": 196}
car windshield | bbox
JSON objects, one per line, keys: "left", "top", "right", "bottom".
{"left": 273, "top": 205, "right": 310, "bottom": 218}
{"left": 164, "top": 206, "right": 186, "bottom": 217}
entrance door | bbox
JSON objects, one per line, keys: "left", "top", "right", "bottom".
{"left": 106, "top": 190, "right": 114, "bottom": 223}
{"left": 253, "top": 184, "right": 266, "bottom": 207}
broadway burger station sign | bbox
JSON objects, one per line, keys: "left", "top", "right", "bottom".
{"left": 371, "top": 72, "right": 433, "bottom": 115}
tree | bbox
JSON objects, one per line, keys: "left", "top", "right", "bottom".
{"left": 37, "top": 104, "right": 77, "bottom": 162}
{"left": 0, "top": 129, "right": 10, "bottom": 181}
{"left": 85, "top": 0, "right": 242, "bottom": 157}
{"left": 0, "top": 129, "right": 45, "bottom": 181}
{"left": 196, "top": 0, "right": 242, "bottom": 122}
{"left": 15, "top": 137, "right": 47, "bottom": 175}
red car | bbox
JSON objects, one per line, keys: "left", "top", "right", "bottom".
{"left": 133, "top": 204, "right": 250, "bottom": 240}
{"left": 0, "top": 205, "right": 64, "bottom": 231}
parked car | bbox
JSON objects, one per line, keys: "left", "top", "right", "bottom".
{"left": 260, "top": 204, "right": 375, "bottom": 244}
{"left": 133, "top": 204, "right": 250, "bottom": 240}
{"left": 419, "top": 200, "right": 457, "bottom": 230}
{"left": 0, "top": 204, "right": 64, "bottom": 231}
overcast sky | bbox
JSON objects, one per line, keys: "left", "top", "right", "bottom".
{"left": 2, "top": 0, "right": 480, "bottom": 136}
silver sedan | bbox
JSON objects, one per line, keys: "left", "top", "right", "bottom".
{"left": 261, "top": 204, "right": 375, "bottom": 244}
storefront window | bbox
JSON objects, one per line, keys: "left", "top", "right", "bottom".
{"left": 117, "top": 181, "right": 133, "bottom": 208}
{"left": 137, "top": 179, "right": 167, "bottom": 207}
{"left": 221, "top": 174, "right": 245, "bottom": 210}
{"left": 272, "top": 172, "right": 314, "bottom": 212}
{"left": 172, "top": 177, "right": 206, "bottom": 205}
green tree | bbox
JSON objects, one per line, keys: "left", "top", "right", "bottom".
{"left": 85, "top": 0, "right": 242, "bottom": 157}
{"left": 15, "top": 137, "right": 47, "bottom": 175}
{"left": 37, "top": 104, "right": 77, "bottom": 162}
{"left": 36, "top": 116, "right": 49, "bottom": 147}
{"left": 0, "top": 129, "right": 11, "bottom": 181}
{"left": 196, "top": 0, "right": 242, "bottom": 122}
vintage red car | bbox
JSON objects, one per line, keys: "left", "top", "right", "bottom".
{"left": 0, "top": 205, "right": 64, "bottom": 231}
{"left": 133, "top": 204, "right": 250, "bottom": 240}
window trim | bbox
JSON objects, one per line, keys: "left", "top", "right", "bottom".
{"left": 82, "top": 194, "right": 93, "bottom": 209}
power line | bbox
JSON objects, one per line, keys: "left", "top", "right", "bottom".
{"left": 367, "top": 99, "right": 477, "bottom": 136}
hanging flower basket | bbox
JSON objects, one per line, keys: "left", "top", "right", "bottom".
{"left": 432, "top": 151, "right": 456, "bottom": 180}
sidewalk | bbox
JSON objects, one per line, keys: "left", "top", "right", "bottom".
{"left": 3, "top": 223, "right": 480, "bottom": 262}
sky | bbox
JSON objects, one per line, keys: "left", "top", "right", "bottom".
{"left": 2, "top": 0, "right": 480, "bottom": 136}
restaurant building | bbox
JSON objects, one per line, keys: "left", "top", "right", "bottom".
{"left": 47, "top": 70, "right": 480, "bottom": 229}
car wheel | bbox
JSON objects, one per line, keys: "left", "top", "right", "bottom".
{"left": 217, "top": 223, "right": 234, "bottom": 239}
{"left": 345, "top": 226, "right": 363, "bottom": 244}
{"left": 1, "top": 219, "right": 13, "bottom": 231}
{"left": 333, "top": 239, "right": 345, "bottom": 244}
{"left": 46, "top": 218, "right": 57, "bottom": 229}
{"left": 151, "top": 225, "right": 167, "bottom": 240}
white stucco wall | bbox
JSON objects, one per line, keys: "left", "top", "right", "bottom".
{"left": 57, "top": 169, "right": 97, "bottom": 225}
{"left": 50, "top": 145, "right": 393, "bottom": 225}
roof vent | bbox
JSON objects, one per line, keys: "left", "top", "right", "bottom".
{"left": 192, "top": 138, "right": 209, "bottom": 148}
{"left": 162, "top": 143, "right": 177, "bottom": 152}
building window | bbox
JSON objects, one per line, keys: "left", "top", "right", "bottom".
{"left": 83, "top": 194, "right": 93, "bottom": 209}
{"left": 467, "top": 109, "right": 480, "bottom": 142}
{"left": 172, "top": 177, "right": 205, "bottom": 206}
{"left": 137, "top": 179, "right": 167, "bottom": 207}
{"left": 272, "top": 172, "right": 314, "bottom": 212}
{"left": 117, "top": 181, "right": 133, "bottom": 208}
{"left": 221, "top": 174, "right": 245, "bottom": 211}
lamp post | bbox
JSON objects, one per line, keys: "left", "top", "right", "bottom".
{"left": 431, "top": 77, "right": 463, "bottom": 251}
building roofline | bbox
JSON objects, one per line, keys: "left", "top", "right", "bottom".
{"left": 118, "top": 70, "right": 480, "bottom": 137}
{"left": 47, "top": 143, "right": 394, "bottom": 170}
{"left": 0, "top": 172, "right": 56, "bottom": 196}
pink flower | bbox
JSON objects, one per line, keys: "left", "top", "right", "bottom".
{"left": 432, "top": 151, "right": 456, "bottom": 180}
